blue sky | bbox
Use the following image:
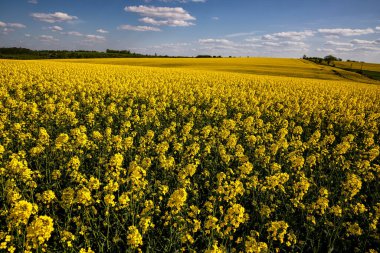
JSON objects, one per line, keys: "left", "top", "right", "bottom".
{"left": 1, "top": 0, "right": 380, "bottom": 62}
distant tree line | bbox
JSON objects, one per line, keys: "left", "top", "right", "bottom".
{"left": 195, "top": 55, "right": 222, "bottom": 58}
{"left": 302, "top": 54, "right": 342, "bottom": 66}
{"left": 0, "top": 47, "right": 188, "bottom": 59}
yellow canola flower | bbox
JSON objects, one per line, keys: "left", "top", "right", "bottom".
{"left": 79, "top": 247, "right": 95, "bottom": 253}
{"left": 127, "top": 226, "right": 143, "bottom": 249}
{"left": 36, "top": 190, "right": 56, "bottom": 205}
{"left": 245, "top": 236, "right": 268, "bottom": 253}
{"left": 167, "top": 188, "right": 188, "bottom": 212}
{"left": 222, "top": 203, "right": 247, "bottom": 232}
{"left": 204, "top": 241, "right": 226, "bottom": 253}
{"left": 8, "top": 200, "right": 38, "bottom": 228}
{"left": 267, "top": 221, "right": 289, "bottom": 244}
{"left": 342, "top": 173, "right": 362, "bottom": 200}
{"left": 76, "top": 187, "right": 92, "bottom": 206}
{"left": 60, "top": 230, "right": 75, "bottom": 247}
{"left": 26, "top": 215, "right": 54, "bottom": 249}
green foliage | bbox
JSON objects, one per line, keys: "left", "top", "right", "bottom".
{"left": 0, "top": 47, "right": 176, "bottom": 59}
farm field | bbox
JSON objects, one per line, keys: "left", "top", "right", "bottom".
{"left": 52, "top": 57, "right": 380, "bottom": 84}
{"left": 332, "top": 61, "right": 380, "bottom": 82}
{"left": 333, "top": 61, "right": 380, "bottom": 73}
{"left": 0, "top": 59, "right": 380, "bottom": 253}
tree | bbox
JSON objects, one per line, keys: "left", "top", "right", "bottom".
{"left": 324, "top": 55, "right": 338, "bottom": 65}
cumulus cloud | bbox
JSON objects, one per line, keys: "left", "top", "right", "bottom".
{"left": 318, "top": 28, "right": 374, "bottom": 36}
{"left": 139, "top": 17, "right": 192, "bottom": 26}
{"left": 85, "top": 34, "right": 106, "bottom": 42}
{"left": 125, "top": 5, "right": 195, "bottom": 27}
{"left": 262, "top": 41, "right": 280, "bottom": 46}
{"left": 0, "top": 21, "right": 26, "bottom": 28}
{"left": 244, "top": 37, "right": 260, "bottom": 42}
{"left": 350, "top": 39, "right": 378, "bottom": 45}
{"left": 31, "top": 12, "right": 78, "bottom": 23}
{"left": 281, "top": 41, "right": 308, "bottom": 47}
{"left": 96, "top": 29, "right": 109, "bottom": 34}
{"left": 49, "top": 25, "right": 63, "bottom": 32}
{"left": 262, "top": 30, "right": 314, "bottom": 41}
{"left": 261, "top": 34, "right": 278, "bottom": 41}
{"left": 261, "top": 41, "right": 307, "bottom": 48}
{"left": 118, "top": 24, "right": 161, "bottom": 32}
{"left": 376, "top": 26, "right": 380, "bottom": 31}
{"left": 325, "top": 41, "right": 352, "bottom": 47}
{"left": 354, "top": 46, "right": 380, "bottom": 52}
{"left": 273, "top": 30, "right": 314, "bottom": 40}
{"left": 226, "top": 32, "right": 257, "bottom": 38}
{"left": 198, "top": 38, "right": 233, "bottom": 45}
{"left": 316, "top": 48, "right": 336, "bottom": 54}
{"left": 7, "top": 23, "right": 26, "bottom": 28}
{"left": 28, "top": 0, "right": 38, "bottom": 4}
{"left": 66, "top": 31, "right": 83, "bottom": 36}
{"left": 1, "top": 28, "right": 14, "bottom": 34}
{"left": 39, "top": 35, "right": 58, "bottom": 42}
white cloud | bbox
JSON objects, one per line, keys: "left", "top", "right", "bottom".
{"left": 316, "top": 48, "right": 336, "bottom": 54}
{"left": 2, "top": 28, "right": 14, "bottom": 34}
{"left": 261, "top": 41, "right": 307, "bottom": 48}
{"left": 350, "top": 39, "right": 378, "bottom": 45}
{"left": 7, "top": 23, "right": 26, "bottom": 28}
{"left": 198, "top": 38, "right": 233, "bottom": 45}
{"left": 118, "top": 24, "right": 161, "bottom": 32}
{"left": 334, "top": 46, "right": 380, "bottom": 53}
{"left": 324, "top": 35, "right": 340, "bottom": 39}
{"left": 354, "top": 46, "right": 380, "bottom": 52}
{"left": 85, "top": 34, "right": 106, "bottom": 42}
{"left": 336, "top": 47, "right": 355, "bottom": 52}
{"left": 125, "top": 5, "right": 195, "bottom": 27}
{"left": 28, "top": 0, "right": 38, "bottom": 4}
{"left": 139, "top": 17, "right": 193, "bottom": 27}
{"left": 244, "top": 37, "right": 260, "bottom": 42}
{"left": 66, "top": 31, "right": 83, "bottom": 36}
{"left": 376, "top": 26, "right": 380, "bottom": 31}
{"left": 31, "top": 12, "right": 78, "bottom": 23}
{"left": 25, "top": 34, "right": 31, "bottom": 37}
{"left": 262, "top": 30, "right": 314, "bottom": 41}
{"left": 226, "top": 31, "right": 257, "bottom": 38}
{"left": 49, "top": 25, "right": 63, "bottom": 32}
{"left": 0, "top": 21, "right": 26, "bottom": 29}
{"left": 96, "top": 29, "right": 109, "bottom": 34}
{"left": 325, "top": 41, "right": 352, "bottom": 47}
{"left": 272, "top": 30, "right": 314, "bottom": 40}
{"left": 318, "top": 28, "right": 374, "bottom": 36}
{"left": 39, "top": 35, "right": 58, "bottom": 42}
{"left": 281, "top": 41, "right": 307, "bottom": 47}
{"left": 212, "top": 17, "right": 219, "bottom": 21}
{"left": 263, "top": 41, "right": 280, "bottom": 46}
{"left": 261, "top": 34, "right": 278, "bottom": 41}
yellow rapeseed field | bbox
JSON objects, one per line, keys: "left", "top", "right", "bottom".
{"left": 54, "top": 57, "right": 372, "bottom": 81}
{"left": 0, "top": 59, "right": 379, "bottom": 252}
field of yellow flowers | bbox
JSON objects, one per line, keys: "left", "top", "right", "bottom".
{"left": 0, "top": 59, "right": 379, "bottom": 252}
